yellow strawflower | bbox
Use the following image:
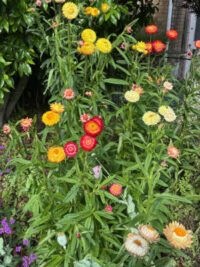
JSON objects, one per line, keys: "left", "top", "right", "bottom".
{"left": 96, "top": 38, "right": 112, "bottom": 53}
{"left": 47, "top": 147, "right": 66, "bottom": 163}
{"left": 158, "top": 105, "right": 173, "bottom": 116}
{"left": 62, "top": 2, "right": 79, "bottom": 20}
{"left": 142, "top": 111, "right": 161, "bottom": 126}
{"left": 42, "top": 111, "right": 60, "bottom": 126}
{"left": 132, "top": 45, "right": 137, "bottom": 50}
{"left": 124, "top": 90, "right": 140, "bottom": 103}
{"left": 101, "top": 3, "right": 109, "bottom": 13}
{"left": 91, "top": 8, "right": 100, "bottom": 17}
{"left": 78, "top": 42, "right": 96, "bottom": 55}
{"left": 81, "top": 29, "right": 96, "bottom": 43}
{"left": 84, "top": 7, "right": 92, "bottom": 15}
{"left": 50, "top": 103, "right": 64, "bottom": 113}
{"left": 136, "top": 41, "right": 146, "bottom": 53}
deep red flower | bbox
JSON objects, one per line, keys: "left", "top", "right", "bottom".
{"left": 84, "top": 120, "right": 102, "bottom": 136}
{"left": 109, "top": 183, "right": 122, "bottom": 196}
{"left": 92, "top": 116, "right": 104, "bottom": 128}
{"left": 64, "top": 142, "right": 78, "bottom": 157}
{"left": 80, "top": 134, "right": 97, "bottom": 151}
{"left": 145, "top": 42, "right": 152, "bottom": 53}
{"left": 195, "top": 40, "right": 200, "bottom": 49}
{"left": 145, "top": 25, "right": 158, "bottom": 35}
{"left": 166, "top": 30, "right": 178, "bottom": 40}
{"left": 152, "top": 40, "right": 166, "bottom": 53}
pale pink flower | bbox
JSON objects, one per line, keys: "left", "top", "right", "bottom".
{"left": 121, "top": 42, "right": 128, "bottom": 50}
{"left": 20, "top": 118, "right": 32, "bottom": 132}
{"left": 105, "top": 205, "right": 112, "bottom": 212}
{"left": 80, "top": 113, "right": 90, "bottom": 123}
{"left": 126, "top": 26, "right": 132, "bottom": 33}
{"left": 161, "top": 161, "right": 166, "bottom": 166}
{"left": 35, "top": 0, "right": 42, "bottom": 7}
{"left": 52, "top": 22, "right": 58, "bottom": 28}
{"left": 3, "top": 124, "right": 11, "bottom": 134}
{"left": 92, "top": 165, "right": 101, "bottom": 179}
{"left": 85, "top": 91, "right": 92, "bottom": 96}
{"left": 167, "top": 145, "right": 179, "bottom": 159}
{"left": 78, "top": 40, "right": 84, "bottom": 47}
{"left": 30, "top": 7, "right": 35, "bottom": 12}
{"left": 187, "top": 51, "right": 193, "bottom": 57}
{"left": 63, "top": 88, "right": 75, "bottom": 100}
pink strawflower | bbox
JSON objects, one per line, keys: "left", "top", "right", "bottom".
{"left": 92, "top": 165, "right": 101, "bottom": 179}
{"left": 105, "top": 205, "right": 112, "bottom": 212}
{"left": 161, "top": 161, "right": 166, "bottom": 166}
{"left": 126, "top": 26, "right": 132, "bottom": 33}
{"left": 186, "top": 51, "right": 193, "bottom": 57}
{"left": 20, "top": 118, "right": 32, "bottom": 132}
{"left": 35, "top": 0, "right": 42, "bottom": 7}
{"left": 63, "top": 88, "right": 75, "bottom": 100}
{"left": 64, "top": 142, "right": 78, "bottom": 158}
{"left": 101, "top": 185, "right": 107, "bottom": 190}
{"left": 78, "top": 40, "right": 84, "bottom": 47}
{"left": 167, "top": 145, "right": 179, "bottom": 159}
{"left": 52, "top": 22, "right": 58, "bottom": 28}
{"left": 30, "top": 7, "right": 35, "bottom": 12}
{"left": 121, "top": 42, "right": 128, "bottom": 50}
{"left": 80, "top": 113, "right": 90, "bottom": 123}
{"left": 109, "top": 183, "right": 122, "bottom": 196}
{"left": 76, "top": 233, "right": 81, "bottom": 238}
{"left": 3, "top": 124, "right": 11, "bottom": 134}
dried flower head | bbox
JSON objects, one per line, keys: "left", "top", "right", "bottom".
{"left": 124, "top": 233, "right": 149, "bottom": 257}
{"left": 138, "top": 225, "right": 160, "bottom": 243}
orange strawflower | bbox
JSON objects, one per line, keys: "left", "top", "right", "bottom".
{"left": 42, "top": 111, "right": 60, "bottom": 126}
{"left": 47, "top": 146, "right": 66, "bottom": 163}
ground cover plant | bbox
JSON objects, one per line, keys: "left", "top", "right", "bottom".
{"left": 0, "top": 1, "right": 200, "bottom": 267}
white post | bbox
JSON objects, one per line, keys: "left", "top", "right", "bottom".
{"left": 166, "top": 0, "right": 173, "bottom": 31}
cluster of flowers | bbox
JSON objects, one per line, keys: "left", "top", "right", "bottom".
{"left": 124, "top": 83, "right": 144, "bottom": 103}
{"left": 125, "top": 221, "right": 192, "bottom": 257}
{"left": 78, "top": 28, "right": 112, "bottom": 55}
{"left": 84, "top": 3, "right": 110, "bottom": 17}
{"left": 2, "top": 117, "right": 32, "bottom": 135}
{"left": 22, "top": 253, "right": 36, "bottom": 267}
{"left": 158, "top": 105, "right": 176, "bottom": 122}
{"left": 0, "top": 217, "right": 15, "bottom": 234}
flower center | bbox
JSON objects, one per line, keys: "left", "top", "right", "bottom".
{"left": 68, "top": 8, "right": 74, "bottom": 14}
{"left": 47, "top": 114, "right": 53, "bottom": 120}
{"left": 113, "top": 186, "right": 119, "bottom": 191}
{"left": 147, "top": 226, "right": 154, "bottom": 231}
{"left": 54, "top": 149, "right": 59, "bottom": 154}
{"left": 133, "top": 239, "right": 142, "bottom": 246}
{"left": 173, "top": 227, "right": 186, "bottom": 237}
{"left": 149, "top": 114, "right": 154, "bottom": 118}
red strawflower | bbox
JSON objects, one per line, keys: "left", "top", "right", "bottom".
{"left": 80, "top": 134, "right": 97, "bottom": 151}
{"left": 64, "top": 142, "right": 78, "bottom": 158}
{"left": 145, "top": 25, "right": 158, "bottom": 35}
{"left": 109, "top": 183, "right": 122, "bottom": 196}
{"left": 145, "top": 42, "right": 153, "bottom": 53}
{"left": 195, "top": 40, "right": 200, "bottom": 49}
{"left": 92, "top": 116, "right": 104, "bottom": 128}
{"left": 166, "top": 30, "right": 178, "bottom": 40}
{"left": 152, "top": 40, "right": 166, "bottom": 53}
{"left": 84, "top": 120, "right": 102, "bottom": 137}
{"left": 105, "top": 205, "right": 112, "bottom": 212}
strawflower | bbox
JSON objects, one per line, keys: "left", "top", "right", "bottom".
{"left": 142, "top": 111, "right": 161, "bottom": 126}
{"left": 52, "top": 22, "right": 58, "bottom": 28}
{"left": 124, "top": 90, "right": 140, "bottom": 102}
{"left": 164, "top": 221, "right": 192, "bottom": 249}
{"left": 164, "top": 111, "right": 176, "bottom": 122}
{"left": 78, "top": 42, "right": 96, "bottom": 55}
{"left": 138, "top": 225, "right": 160, "bottom": 243}
{"left": 145, "top": 25, "right": 158, "bottom": 35}
{"left": 84, "top": 7, "right": 92, "bottom": 15}
{"left": 146, "top": 42, "right": 152, "bottom": 53}
{"left": 91, "top": 8, "right": 100, "bottom": 17}
{"left": 64, "top": 142, "right": 78, "bottom": 158}
{"left": 105, "top": 205, "right": 112, "bottom": 212}
{"left": 84, "top": 120, "right": 102, "bottom": 136}
{"left": 42, "top": 111, "right": 60, "bottom": 126}
{"left": 63, "top": 88, "right": 75, "bottom": 99}
{"left": 96, "top": 38, "right": 112, "bottom": 53}
{"left": 136, "top": 41, "right": 146, "bottom": 53}
{"left": 167, "top": 145, "right": 179, "bottom": 159}
{"left": 55, "top": 0, "right": 65, "bottom": 2}
{"left": 50, "top": 103, "right": 64, "bottom": 113}
{"left": 80, "top": 134, "right": 97, "bottom": 151}
{"left": 167, "top": 30, "right": 178, "bottom": 40}
{"left": 80, "top": 113, "right": 90, "bottom": 123}
{"left": 62, "top": 2, "right": 79, "bottom": 20}
{"left": 3, "top": 124, "right": 11, "bottom": 134}
{"left": 158, "top": 105, "right": 173, "bottom": 116}
{"left": 163, "top": 81, "right": 173, "bottom": 90}
{"left": 161, "top": 161, "right": 166, "bottom": 166}
{"left": 124, "top": 233, "right": 149, "bottom": 257}
{"left": 20, "top": 117, "right": 32, "bottom": 132}
{"left": 109, "top": 183, "right": 122, "bottom": 196}
{"left": 195, "top": 40, "right": 200, "bottom": 48}
{"left": 92, "top": 116, "right": 104, "bottom": 128}
{"left": 35, "top": 0, "right": 41, "bottom": 6}
{"left": 126, "top": 26, "right": 132, "bottom": 33}
{"left": 57, "top": 232, "right": 67, "bottom": 248}
{"left": 101, "top": 3, "right": 109, "bottom": 13}
{"left": 47, "top": 147, "right": 66, "bottom": 163}
{"left": 152, "top": 40, "right": 166, "bottom": 53}
{"left": 81, "top": 29, "right": 96, "bottom": 43}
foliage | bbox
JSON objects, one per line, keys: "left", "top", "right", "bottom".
{"left": 182, "top": 0, "right": 200, "bottom": 16}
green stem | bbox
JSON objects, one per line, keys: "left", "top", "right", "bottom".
{"left": 68, "top": 21, "right": 71, "bottom": 74}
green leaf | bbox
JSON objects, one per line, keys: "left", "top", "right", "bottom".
{"left": 104, "top": 78, "right": 129, "bottom": 85}
{"left": 63, "top": 185, "right": 79, "bottom": 203}
{"left": 154, "top": 193, "right": 192, "bottom": 203}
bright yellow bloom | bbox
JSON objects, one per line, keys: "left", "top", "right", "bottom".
{"left": 158, "top": 105, "right": 173, "bottom": 116}
{"left": 50, "top": 103, "right": 64, "bottom": 113}
{"left": 81, "top": 29, "right": 96, "bottom": 43}
{"left": 132, "top": 45, "right": 137, "bottom": 50}
{"left": 78, "top": 42, "right": 95, "bottom": 55}
{"left": 47, "top": 147, "right": 66, "bottom": 163}
{"left": 164, "top": 221, "right": 193, "bottom": 249}
{"left": 96, "top": 38, "right": 112, "bottom": 53}
{"left": 42, "top": 111, "right": 60, "bottom": 126}
{"left": 138, "top": 225, "right": 160, "bottom": 244}
{"left": 136, "top": 41, "right": 146, "bottom": 53}
{"left": 91, "top": 8, "right": 100, "bottom": 17}
{"left": 62, "top": 2, "right": 79, "bottom": 20}
{"left": 101, "top": 3, "right": 109, "bottom": 13}
{"left": 142, "top": 111, "right": 161, "bottom": 126}
{"left": 84, "top": 7, "right": 92, "bottom": 15}
{"left": 124, "top": 90, "right": 140, "bottom": 102}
